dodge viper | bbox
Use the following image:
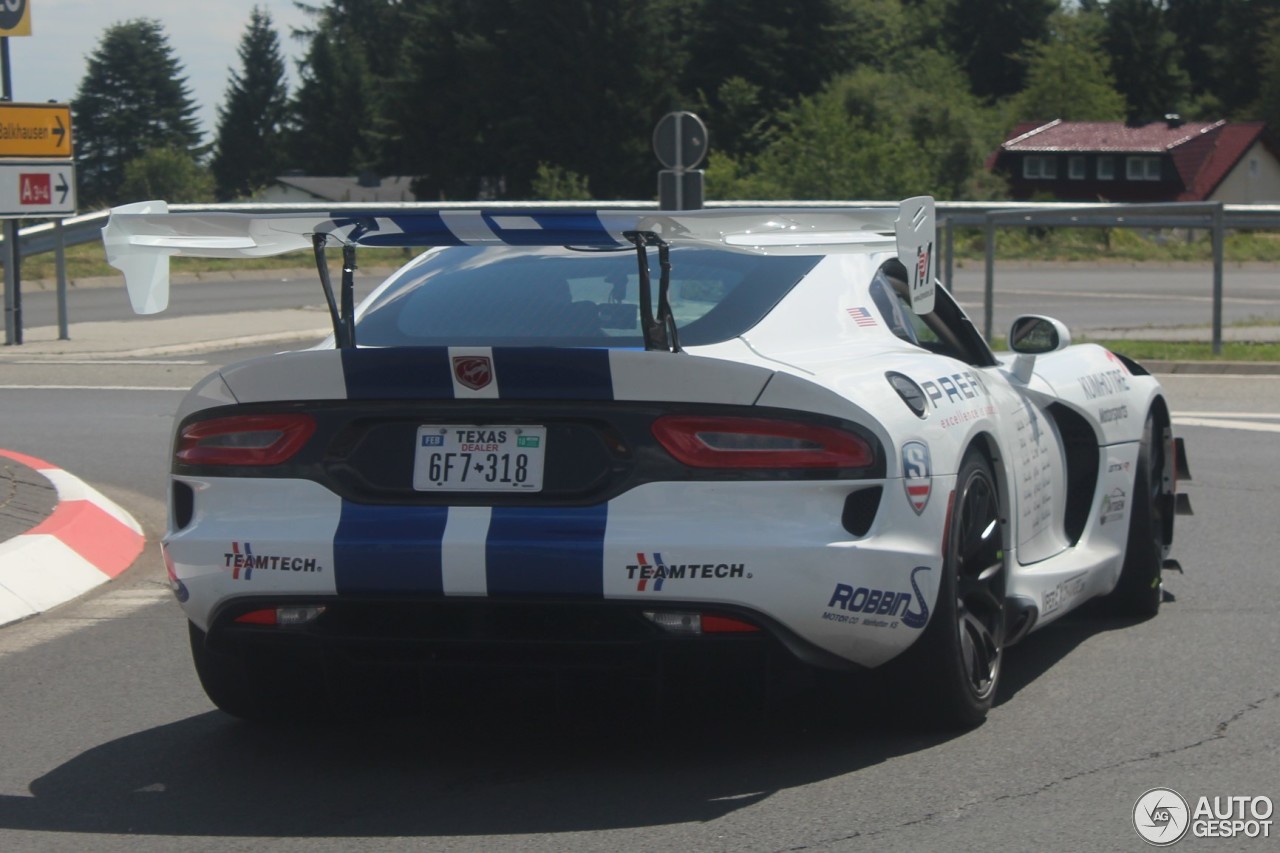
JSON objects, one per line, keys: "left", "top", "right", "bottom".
{"left": 103, "top": 197, "right": 1191, "bottom": 727}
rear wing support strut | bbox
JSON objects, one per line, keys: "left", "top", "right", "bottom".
{"left": 625, "top": 230, "right": 681, "bottom": 353}
{"left": 312, "top": 235, "right": 357, "bottom": 348}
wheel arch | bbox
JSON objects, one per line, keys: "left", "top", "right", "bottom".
{"left": 963, "top": 431, "right": 1012, "bottom": 553}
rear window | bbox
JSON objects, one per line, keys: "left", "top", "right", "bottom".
{"left": 354, "top": 246, "right": 820, "bottom": 347}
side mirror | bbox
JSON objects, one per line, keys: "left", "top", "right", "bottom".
{"left": 1009, "top": 315, "right": 1071, "bottom": 355}
{"left": 1007, "top": 315, "right": 1071, "bottom": 384}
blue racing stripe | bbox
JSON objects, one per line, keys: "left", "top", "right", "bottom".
{"left": 333, "top": 502, "right": 448, "bottom": 594}
{"left": 341, "top": 347, "right": 454, "bottom": 399}
{"left": 485, "top": 504, "right": 608, "bottom": 597}
{"left": 491, "top": 348, "right": 614, "bottom": 400}
{"left": 324, "top": 213, "right": 467, "bottom": 247}
{"left": 481, "top": 210, "right": 620, "bottom": 246}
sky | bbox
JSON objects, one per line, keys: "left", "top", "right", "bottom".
{"left": 7, "top": 0, "right": 313, "bottom": 143}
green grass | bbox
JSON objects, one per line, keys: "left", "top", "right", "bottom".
{"left": 17, "top": 242, "right": 413, "bottom": 281}
{"left": 1087, "top": 339, "right": 1280, "bottom": 362}
{"left": 988, "top": 333, "right": 1280, "bottom": 362}
{"left": 950, "top": 225, "right": 1280, "bottom": 264}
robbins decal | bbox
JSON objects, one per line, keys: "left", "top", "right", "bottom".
{"left": 452, "top": 355, "right": 493, "bottom": 391}
{"left": 902, "top": 440, "right": 932, "bottom": 515}
{"left": 822, "top": 566, "right": 931, "bottom": 629}
{"left": 224, "top": 541, "right": 324, "bottom": 580}
{"left": 626, "top": 552, "right": 750, "bottom": 592}
{"left": 1099, "top": 488, "right": 1127, "bottom": 525}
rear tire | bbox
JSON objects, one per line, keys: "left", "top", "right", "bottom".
{"left": 885, "top": 450, "right": 1007, "bottom": 729}
{"left": 1108, "top": 414, "right": 1166, "bottom": 617}
{"left": 188, "top": 621, "right": 263, "bottom": 721}
{"left": 188, "top": 621, "right": 332, "bottom": 722}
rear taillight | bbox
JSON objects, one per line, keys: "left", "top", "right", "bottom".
{"left": 651, "top": 415, "right": 873, "bottom": 469}
{"left": 176, "top": 413, "right": 316, "bottom": 466}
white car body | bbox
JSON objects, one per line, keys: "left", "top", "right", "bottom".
{"left": 103, "top": 198, "right": 1189, "bottom": 726}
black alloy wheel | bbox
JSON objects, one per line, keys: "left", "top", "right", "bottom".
{"left": 1109, "top": 413, "right": 1167, "bottom": 617}
{"left": 882, "top": 450, "right": 1007, "bottom": 729}
{"left": 950, "top": 454, "right": 1007, "bottom": 706}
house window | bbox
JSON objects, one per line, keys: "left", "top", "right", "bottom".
{"left": 1068, "top": 156, "right": 1086, "bottom": 180}
{"left": 1023, "top": 156, "right": 1058, "bottom": 179}
{"left": 1097, "top": 156, "right": 1115, "bottom": 180}
{"left": 1126, "top": 156, "right": 1162, "bottom": 181}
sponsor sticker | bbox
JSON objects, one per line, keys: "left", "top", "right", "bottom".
{"left": 224, "top": 541, "right": 323, "bottom": 580}
{"left": 626, "top": 552, "right": 750, "bottom": 592}
{"left": 1100, "top": 404, "right": 1129, "bottom": 424}
{"left": 902, "top": 440, "right": 931, "bottom": 515}
{"left": 821, "top": 566, "right": 931, "bottom": 630}
{"left": 1100, "top": 487, "right": 1127, "bottom": 526}
{"left": 1079, "top": 367, "right": 1130, "bottom": 400}
{"left": 917, "top": 370, "right": 996, "bottom": 428}
{"left": 1042, "top": 572, "right": 1087, "bottom": 616}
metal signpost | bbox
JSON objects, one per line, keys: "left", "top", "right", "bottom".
{"left": 653, "top": 111, "right": 707, "bottom": 211}
{"left": 1, "top": 1, "right": 78, "bottom": 345}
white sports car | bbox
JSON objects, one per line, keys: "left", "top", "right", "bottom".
{"left": 103, "top": 197, "right": 1190, "bottom": 727}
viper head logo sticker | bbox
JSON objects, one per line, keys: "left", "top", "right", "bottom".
{"left": 902, "top": 440, "right": 931, "bottom": 515}
{"left": 452, "top": 356, "right": 493, "bottom": 391}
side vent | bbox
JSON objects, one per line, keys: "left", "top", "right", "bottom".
{"left": 172, "top": 481, "right": 195, "bottom": 530}
{"left": 842, "top": 486, "right": 883, "bottom": 536}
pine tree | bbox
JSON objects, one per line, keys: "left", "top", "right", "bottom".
{"left": 211, "top": 7, "right": 291, "bottom": 200}
{"left": 943, "top": 0, "right": 1058, "bottom": 100}
{"left": 286, "top": 18, "right": 375, "bottom": 176}
{"left": 72, "top": 19, "right": 203, "bottom": 206}
{"left": 1100, "top": 0, "right": 1191, "bottom": 124}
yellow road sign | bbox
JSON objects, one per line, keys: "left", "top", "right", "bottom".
{"left": 0, "top": 103, "right": 73, "bottom": 158}
{"left": 0, "top": 0, "right": 31, "bottom": 37}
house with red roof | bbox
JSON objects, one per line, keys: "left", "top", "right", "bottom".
{"left": 988, "top": 117, "right": 1280, "bottom": 203}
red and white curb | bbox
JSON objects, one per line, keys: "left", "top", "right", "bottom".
{"left": 0, "top": 449, "right": 145, "bottom": 628}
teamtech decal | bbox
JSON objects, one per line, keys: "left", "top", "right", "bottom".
{"left": 224, "top": 541, "right": 324, "bottom": 580}
{"left": 626, "top": 552, "right": 750, "bottom": 592}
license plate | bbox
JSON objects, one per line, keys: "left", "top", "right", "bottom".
{"left": 413, "top": 425, "right": 546, "bottom": 492}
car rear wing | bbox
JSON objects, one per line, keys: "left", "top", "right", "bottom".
{"left": 102, "top": 197, "right": 936, "bottom": 350}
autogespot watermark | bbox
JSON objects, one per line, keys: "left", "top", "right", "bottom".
{"left": 1133, "top": 787, "right": 1274, "bottom": 845}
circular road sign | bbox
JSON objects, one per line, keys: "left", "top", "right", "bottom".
{"left": 653, "top": 111, "right": 708, "bottom": 170}
{"left": 0, "top": 0, "right": 26, "bottom": 32}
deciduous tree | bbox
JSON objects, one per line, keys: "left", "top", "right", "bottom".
{"left": 1011, "top": 9, "right": 1126, "bottom": 122}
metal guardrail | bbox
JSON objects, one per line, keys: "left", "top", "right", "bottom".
{"left": 6, "top": 200, "right": 1280, "bottom": 350}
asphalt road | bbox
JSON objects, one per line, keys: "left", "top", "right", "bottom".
{"left": 0, "top": 274, "right": 1277, "bottom": 851}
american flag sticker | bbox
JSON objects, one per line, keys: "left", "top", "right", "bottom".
{"left": 847, "top": 307, "right": 877, "bottom": 327}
